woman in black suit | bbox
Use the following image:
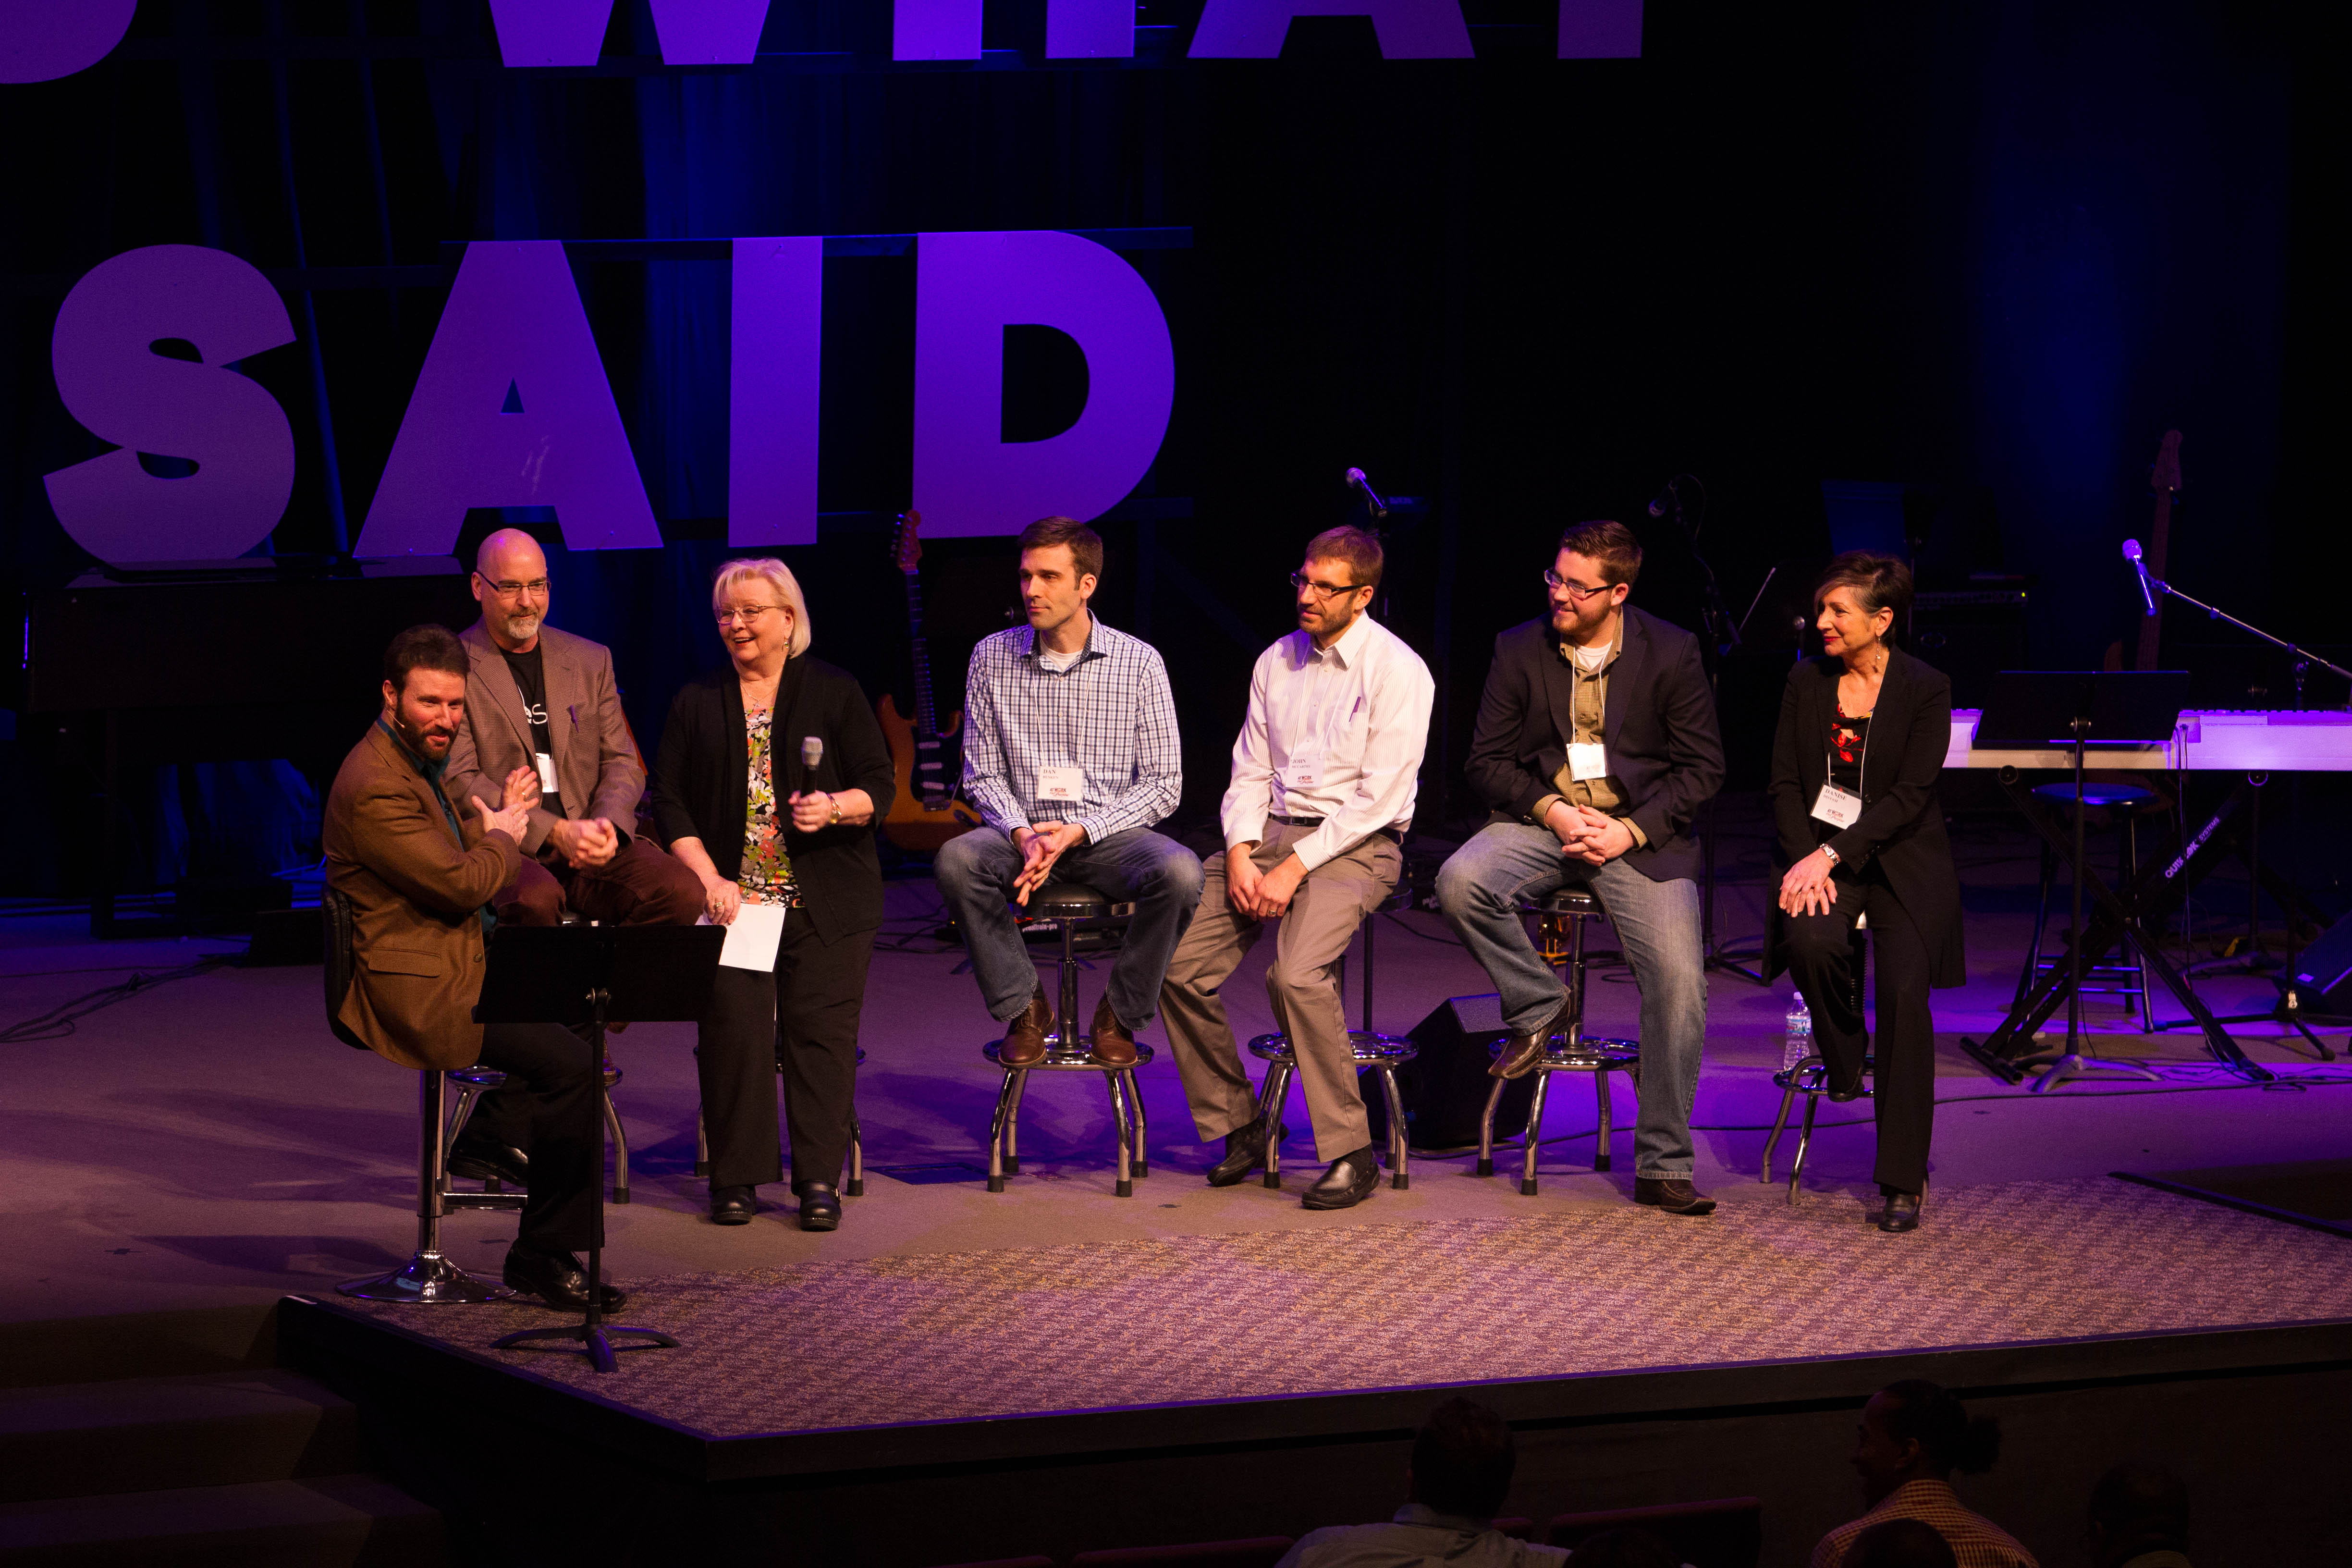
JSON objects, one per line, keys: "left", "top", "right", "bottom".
{"left": 651, "top": 558, "right": 894, "bottom": 1233}
{"left": 1767, "top": 552, "right": 1963, "bottom": 1234}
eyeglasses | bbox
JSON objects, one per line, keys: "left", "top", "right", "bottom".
{"left": 715, "top": 604, "right": 790, "bottom": 627}
{"left": 1543, "top": 570, "right": 1613, "bottom": 603}
{"left": 487, "top": 577, "right": 550, "bottom": 598}
{"left": 1288, "top": 572, "right": 1363, "bottom": 600}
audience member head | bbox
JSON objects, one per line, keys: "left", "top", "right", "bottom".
{"left": 471, "top": 527, "right": 551, "bottom": 652}
{"left": 1295, "top": 525, "right": 1382, "bottom": 646}
{"left": 379, "top": 625, "right": 471, "bottom": 762}
{"left": 2088, "top": 1459, "right": 2190, "bottom": 1568}
{"left": 1406, "top": 1397, "right": 1516, "bottom": 1522}
{"left": 1851, "top": 1380, "right": 2001, "bottom": 1506}
{"left": 1016, "top": 515, "right": 1102, "bottom": 640}
{"left": 1847, "top": 1518, "right": 1959, "bottom": 1568}
{"left": 1562, "top": 1525, "right": 1680, "bottom": 1568}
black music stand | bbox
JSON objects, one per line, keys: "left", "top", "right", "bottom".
{"left": 1965, "top": 672, "right": 2214, "bottom": 1090}
{"left": 476, "top": 924, "right": 723, "bottom": 1373}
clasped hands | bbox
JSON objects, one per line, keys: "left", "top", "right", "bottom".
{"left": 468, "top": 766, "right": 619, "bottom": 867}
{"left": 1225, "top": 845, "right": 1305, "bottom": 919}
{"left": 1012, "top": 821, "right": 1089, "bottom": 905}
{"left": 1777, "top": 848, "right": 1838, "bottom": 917}
{"left": 1546, "top": 801, "right": 1634, "bottom": 866}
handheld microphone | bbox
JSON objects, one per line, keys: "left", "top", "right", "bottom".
{"left": 1646, "top": 478, "right": 1680, "bottom": 519}
{"left": 801, "top": 735, "right": 824, "bottom": 771}
{"left": 2122, "top": 539, "right": 2157, "bottom": 616}
{"left": 1344, "top": 466, "right": 1389, "bottom": 521}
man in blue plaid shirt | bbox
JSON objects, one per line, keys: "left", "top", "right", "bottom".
{"left": 933, "top": 517, "right": 1204, "bottom": 1068}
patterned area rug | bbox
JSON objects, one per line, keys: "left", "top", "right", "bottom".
{"left": 341, "top": 1179, "right": 2352, "bottom": 1436}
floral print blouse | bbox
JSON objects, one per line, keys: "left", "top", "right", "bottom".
{"left": 740, "top": 704, "right": 799, "bottom": 907}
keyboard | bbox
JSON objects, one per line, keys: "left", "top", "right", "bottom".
{"left": 1945, "top": 709, "right": 2352, "bottom": 772}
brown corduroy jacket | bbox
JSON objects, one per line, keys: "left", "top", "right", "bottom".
{"left": 323, "top": 719, "right": 520, "bottom": 1070}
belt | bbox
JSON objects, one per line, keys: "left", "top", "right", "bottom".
{"left": 1269, "top": 813, "right": 1403, "bottom": 844}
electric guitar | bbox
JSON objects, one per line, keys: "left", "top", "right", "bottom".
{"left": 2136, "top": 430, "right": 2181, "bottom": 671}
{"left": 878, "top": 510, "right": 981, "bottom": 852}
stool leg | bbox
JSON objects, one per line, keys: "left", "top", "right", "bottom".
{"left": 1761, "top": 1077, "right": 1800, "bottom": 1184}
{"left": 2016, "top": 841, "right": 2055, "bottom": 1011}
{"left": 1788, "top": 1090, "right": 1820, "bottom": 1202}
{"left": 694, "top": 1108, "right": 709, "bottom": 1178}
{"left": 1592, "top": 1066, "right": 1613, "bottom": 1174}
{"left": 1566, "top": 916, "right": 1587, "bottom": 1046}
{"left": 1477, "top": 1078, "right": 1503, "bottom": 1177}
{"left": 2125, "top": 818, "right": 2156, "bottom": 1023}
{"left": 1005, "top": 1070, "right": 1030, "bottom": 1174}
{"left": 444, "top": 1082, "right": 492, "bottom": 1190}
{"left": 604, "top": 1093, "right": 629, "bottom": 1205}
{"left": 1106, "top": 1071, "right": 1134, "bottom": 1198}
{"left": 847, "top": 1115, "right": 865, "bottom": 1197}
{"left": 1520, "top": 1070, "right": 1552, "bottom": 1196}
{"left": 1123, "top": 1068, "right": 1149, "bottom": 1177}
{"left": 1057, "top": 922, "right": 1082, "bottom": 1051}
{"left": 1379, "top": 1067, "right": 1410, "bottom": 1189}
{"left": 1263, "top": 1064, "right": 1292, "bottom": 1188}
{"left": 986, "top": 1070, "right": 1019, "bottom": 1193}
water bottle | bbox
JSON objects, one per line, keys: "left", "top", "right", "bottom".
{"left": 1782, "top": 993, "right": 1813, "bottom": 1071}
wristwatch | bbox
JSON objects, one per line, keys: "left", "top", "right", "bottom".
{"left": 1821, "top": 845, "right": 1841, "bottom": 867}
{"left": 826, "top": 795, "right": 843, "bottom": 827}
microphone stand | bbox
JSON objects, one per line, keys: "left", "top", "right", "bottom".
{"left": 2143, "top": 570, "right": 2352, "bottom": 977}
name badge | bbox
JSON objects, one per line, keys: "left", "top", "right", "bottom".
{"left": 1568, "top": 742, "right": 1608, "bottom": 783}
{"left": 1285, "top": 748, "right": 1323, "bottom": 790}
{"left": 1037, "top": 765, "right": 1085, "bottom": 804}
{"left": 534, "top": 751, "right": 560, "bottom": 797}
{"left": 1811, "top": 783, "right": 1862, "bottom": 829}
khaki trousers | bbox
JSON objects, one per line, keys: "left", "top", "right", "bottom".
{"left": 1159, "top": 822, "right": 1403, "bottom": 1162}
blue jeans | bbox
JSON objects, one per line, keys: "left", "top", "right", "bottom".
{"left": 933, "top": 826, "right": 1204, "bottom": 1029}
{"left": 1435, "top": 822, "right": 1708, "bottom": 1180}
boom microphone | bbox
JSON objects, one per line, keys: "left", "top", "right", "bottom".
{"left": 1344, "top": 466, "right": 1389, "bottom": 521}
{"left": 2122, "top": 539, "right": 2157, "bottom": 616}
{"left": 1646, "top": 478, "right": 1680, "bottom": 519}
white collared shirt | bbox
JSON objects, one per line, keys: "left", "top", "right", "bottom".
{"left": 1221, "top": 612, "right": 1434, "bottom": 872}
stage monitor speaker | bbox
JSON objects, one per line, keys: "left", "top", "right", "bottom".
{"left": 1365, "top": 994, "right": 1538, "bottom": 1154}
{"left": 2287, "top": 914, "right": 2352, "bottom": 1016}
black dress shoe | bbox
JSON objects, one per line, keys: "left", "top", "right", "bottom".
{"left": 1205, "top": 1123, "right": 1272, "bottom": 1187}
{"left": 447, "top": 1132, "right": 528, "bottom": 1188}
{"left": 1878, "top": 1190, "right": 1922, "bottom": 1233}
{"left": 1634, "top": 1176, "right": 1718, "bottom": 1215}
{"left": 1301, "top": 1146, "right": 1381, "bottom": 1211}
{"left": 1490, "top": 1002, "right": 1568, "bottom": 1079}
{"left": 502, "top": 1245, "right": 626, "bottom": 1312}
{"left": 796, "top": 1183, "right": 841, "bottom": 1232}
{"left": 709, "top": 1184, "right": 757, "bottom": 1225}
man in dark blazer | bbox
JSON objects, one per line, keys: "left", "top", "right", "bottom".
{"left": 324, "top": 624, "right": 617, "bottom": 1310}
{"left": 442, "top": 527, "right": 701, "bottom": 929}
{"left": 1435, "top": 520, "right": 1726, "bottom": 1214}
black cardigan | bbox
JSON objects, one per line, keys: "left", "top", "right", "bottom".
{"left": 649, "top": 658, "right": 896, "bottom": 944}
{"left": 1462, "top": 607, "right": 1725, "bottom": 885}
{"left": 1764, "top": 648, "right": 1965, "bottom": 987}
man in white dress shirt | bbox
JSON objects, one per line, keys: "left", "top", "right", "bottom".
{"left": 1160, "top": 527, "right": 1435, "bottom": 1210}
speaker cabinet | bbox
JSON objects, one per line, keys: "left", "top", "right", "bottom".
{"left": 1365, "top": 994, "right": 1538, "bottom": 1153}
{"left": 2287, "top": 915, "right": 2352, "bottom": 1016}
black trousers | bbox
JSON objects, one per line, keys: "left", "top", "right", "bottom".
{"left": 474, "top": 1020, "right": 601, "bottom": 1252}
{"left": 698, "top": 906, "right": 875, "bottom": 1191}
{"left": 1783, "top": 867, "right": 1936, "bottom": 1195}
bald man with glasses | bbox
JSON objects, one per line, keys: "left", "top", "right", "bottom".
{"left": 442, "top": 528, "right": 702, "bottom": 931}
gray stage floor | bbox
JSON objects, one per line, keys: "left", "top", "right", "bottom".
{"left": 3, "top": 814, "right": 2346, "bottom": 1329}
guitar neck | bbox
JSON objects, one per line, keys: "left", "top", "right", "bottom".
{"left": 905, "top": 575, "right": 942, "bottom": 738}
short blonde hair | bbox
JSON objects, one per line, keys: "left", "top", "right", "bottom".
{"left": 711, "top": 556, "right": 812, "bottom": 658}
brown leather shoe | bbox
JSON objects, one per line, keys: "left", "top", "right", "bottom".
{"left": 1490, "top": 1001, "right": 1568, "bottom": 1079}
{"left": 1090, "top": 995, "right": 1139, "bottom": 1067}
{"left": 1634, "top": 1176, "right": 1717, "bottom": 1215}
{"left": 999, "top": 992, "right": 1053, "bottom": 1067}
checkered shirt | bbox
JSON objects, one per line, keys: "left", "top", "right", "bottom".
{"left": 959, "top": 618, "right": 1182, "bottom": 843}
{"left": 1812, "top": 1480, "right": 2040, "bottom": 1568}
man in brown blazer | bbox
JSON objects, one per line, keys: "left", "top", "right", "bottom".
{"left": 324, "top": 624, "right": 620, "bottom": 1312}
{"left": 442, "top": 527, "right": 701, "bottom": 928}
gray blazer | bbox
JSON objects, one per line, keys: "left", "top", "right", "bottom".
{"left": 442, "top": 621, "right": 647, "bottom": 856}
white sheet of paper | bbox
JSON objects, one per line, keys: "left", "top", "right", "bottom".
{"left": 1568, "top": 742, "right": 1608, "bottom": 782}
{"left": 1037, "top": 765, "right": 1085, "bottom": 804}
{"left": 710, "top": 901, "right": 787, "bottom": 972}
{"left": 534, "top": 751, "right": 560, "bottom": 796}
{"left": 1811, "top": 782, "right": 1862, "bottom": 829}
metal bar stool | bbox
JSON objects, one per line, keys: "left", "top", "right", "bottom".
{"left": 1245, "top": 886, "right": 1419, "bottom": 1191}
{"left": 2014, "top": 782, "right": 2160, "bottom": 1019}
{"left": 692, "top": 1041, "right": 865, "bottom": 1196}
{"left": 1476, "top": 888, "right": 1640, "bottom": 1195}
{"left": 450, "top": 1058, "right": 632, "bottom": 1203}
{"left": 319, "top": 888, "right": 522, "bottom": 1306}
{"left": 1761, "top": 916, "right": 1870, "bottom": 1199}
{"left": 980, "top": 882, "right": 1149, "bottom": 1196}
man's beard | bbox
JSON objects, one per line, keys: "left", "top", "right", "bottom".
{"left": 501, "top": 611, "right": 541, "bottom": 642}
{"left": 390, "top": 709, "right": 453, "bottom": 758}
